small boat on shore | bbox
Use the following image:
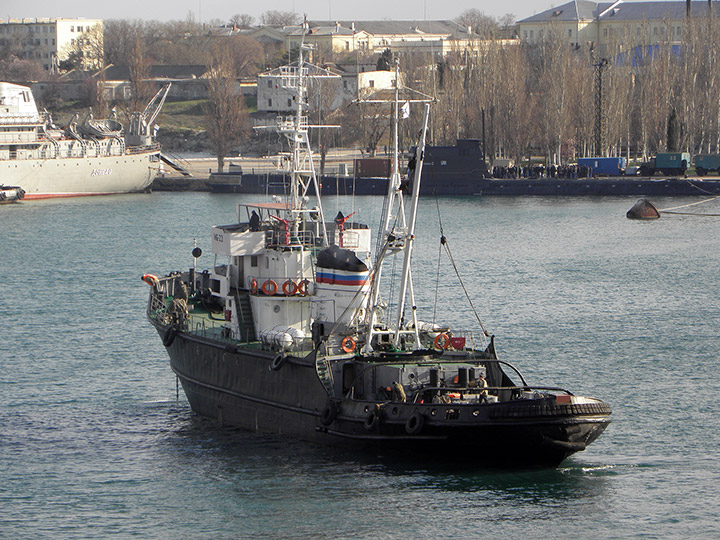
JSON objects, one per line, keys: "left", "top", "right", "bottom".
{"left": 145, "top": 47, "right": 611, "bottom": 467}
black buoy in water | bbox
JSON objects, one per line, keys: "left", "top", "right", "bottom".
{"left": 626, "top": 199, "right": 660, "bottom": 220}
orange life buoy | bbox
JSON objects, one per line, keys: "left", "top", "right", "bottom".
{"left": 341, "top": 336, "right": 357, "bottom": 353}
{"left": 433, "top": 333, "right": 450, "bottom": 350}
{"left": 250, "top": 278, "right": 258, "bottom": 294}
{"left": 297, "top": 279, "right": 309, "bottom": 296}
{"left": 282, "top": 279, "right": 297, "bottom": 296}
{"left": 142, "top": 273, "right": 159, "bottom": 287}
{"left": 262, "top": 279, "right": 278, "bottom": 296}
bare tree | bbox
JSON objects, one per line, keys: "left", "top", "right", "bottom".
{"left": 0, "top": 57, "right": 48, "bottom": 81}
{"left": 59, "top": 23, "right": 104, "bottom": 71}
{"left": 493, "top": 43, "right": 533, "bottom": 165}
{"left": 336, "top": 100, "right": 390, "bottom": 157}
{"left": 224, "top": 35, "right": 264, "bottom": 77}
{"left": 103, "top": 19, "right": 137, "bottom": 66}
{"left": 260, "top": 11, "right": 300, "bottom": 26}
{"left": 230, "top": 14, "right": 254, "bottom": 29}
{"left": 203, "top": 42, "right": 250, "bottom": 172}
{"left": 455, "top": 9, "right": 500, "bottom": 38}
{"left": 127, "top": 36, "right": 153, "bottom": 112}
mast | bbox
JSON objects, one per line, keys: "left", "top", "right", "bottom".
{"left": 257, "top": 19, "right": 340, "bottom": 246}
{"left": 360, "top": 61, "right": 436, "bottom": 353}
{"left": 375, "top": 61, "right": 404, "bottom": 260}
{"left": 393, "top": 104, "right": 430, "bottom": 347}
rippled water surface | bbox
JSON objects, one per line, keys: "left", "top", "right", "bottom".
{"left": 2, "top": 193, "right": 720, "bottom": 538}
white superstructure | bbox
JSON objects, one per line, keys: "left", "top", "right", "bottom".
{"left": 0, "top": 82, "right": 161, "bottom": 199}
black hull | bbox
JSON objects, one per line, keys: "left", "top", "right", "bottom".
{"left": 208, "top": 172, "right": 720, "bottom": 197}
{"left": 161, "top": 328, "right": 610, "bottom": 467}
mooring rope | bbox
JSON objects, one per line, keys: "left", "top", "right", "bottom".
{"left": 680, "top": 177, "right": 720, "bottom": 196}
{"left": 659, "top": 195, "right": 720, "bottom": 216}
{"left": 661, "top": 210, "right": 720, "bottom": 216}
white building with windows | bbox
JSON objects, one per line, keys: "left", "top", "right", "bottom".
{"left": 257, "top": 62, "right": 398, "bottom": 114}
{"left": 517, "top": 1, "right": 704, "bottom": 49}
{"left": 248, "top": 20, "right": 484, "bottom": 60}
{"left": 0, "top": 18, "right": 103, "bottom": 71}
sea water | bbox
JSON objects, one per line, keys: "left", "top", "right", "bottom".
{"left": 2, "top": 193, "right": 719, "bottom": 539}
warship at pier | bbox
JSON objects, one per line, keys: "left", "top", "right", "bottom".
{"left": 0, "top": 82, "right": 171, "bottom": 199}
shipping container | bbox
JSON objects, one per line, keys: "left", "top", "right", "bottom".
{"left": 577, "top": 157, "right": 626, "bottom": 176}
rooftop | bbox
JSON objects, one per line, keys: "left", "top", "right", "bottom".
{"left": 518, "top": 1, "right": 714, "bottom": 24}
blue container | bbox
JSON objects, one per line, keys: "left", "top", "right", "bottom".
{"left": 577, "top": 157, "right": 627, "bottom": 176}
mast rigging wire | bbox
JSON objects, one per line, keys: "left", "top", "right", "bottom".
{"left": 434, "top": 197, "right": 490, "bottom": 336}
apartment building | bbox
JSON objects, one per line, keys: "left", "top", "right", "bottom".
{"left": 0, "top": 18, "right": 103, "bottom": 71}
{"left": 248, "top": 20, "right": 486, "bottom": 59}
{"left": 517, "top": 1, "right": 708, "bottom": 49}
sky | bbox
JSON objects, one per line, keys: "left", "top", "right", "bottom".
{"left": 2, "top": 0, "right": 578, "bottom": 25}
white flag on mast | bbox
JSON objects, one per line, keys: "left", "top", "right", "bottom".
{"left": 401, "top": 100, "right": 410, "bottom": 119}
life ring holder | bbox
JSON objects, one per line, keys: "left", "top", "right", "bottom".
{"left": 282, "top": 279, "right": 297, "bottom": 296}
{"left": 341, "top": 336, "right": 357, "bottom": 354}
{"left": 297, "top": 279, "right": 310, "bottom": 296}
{"left": 262, "top": 279, "right": 278, "bottom": 296}
{"left": 433, "top": 333, "right": 451, "bottom": 350}
{"left": 250, "top": 278, "right": 258, "bottom": 295}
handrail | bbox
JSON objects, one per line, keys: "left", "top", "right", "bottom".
{"left": 419, "top": 385, "right": 573, "bottom": 395}
{"left": 336, "top": 354, "right": 532, "bottom": 400}
{"left": 126, "top": 143, "right": 160, "bottom": 155}
{"left": 264, "top": 228, "right": 317, "bottom": 248}
{"left": 0, "top": 113, "right": 42, "bottom": 124}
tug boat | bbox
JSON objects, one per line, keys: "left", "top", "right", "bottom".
{"left": 145, "top": 46, "right": 611, "bottom": 467}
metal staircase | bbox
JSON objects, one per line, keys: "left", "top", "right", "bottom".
{"left": 234, "top": 292, "right": 256, "bottom": 342}
{"left": 315, "top": 355, "right": 335, "bottom": 397}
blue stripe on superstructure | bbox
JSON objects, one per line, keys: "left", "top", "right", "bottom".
{"left": 316, "top": 270, "right": 369, "bottom": 286}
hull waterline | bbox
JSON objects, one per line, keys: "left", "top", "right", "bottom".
{"left": 159, "top": 326, "right": 610, "bottom": 467}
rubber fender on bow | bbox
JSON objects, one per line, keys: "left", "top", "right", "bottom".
{"left": 162, "top": 326, "right": 177, "bottom": 347}
{"left": 269, "top": 353, "right": 286, "bottom": 371}
{"left": 405, "top": 412, "right": 425, "bottom": 435}
{"left": 364, "top": 409, "right": 380, "bottom": 431}
{"left": 320, "top": 403, "right": 338, "bottom": 426}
